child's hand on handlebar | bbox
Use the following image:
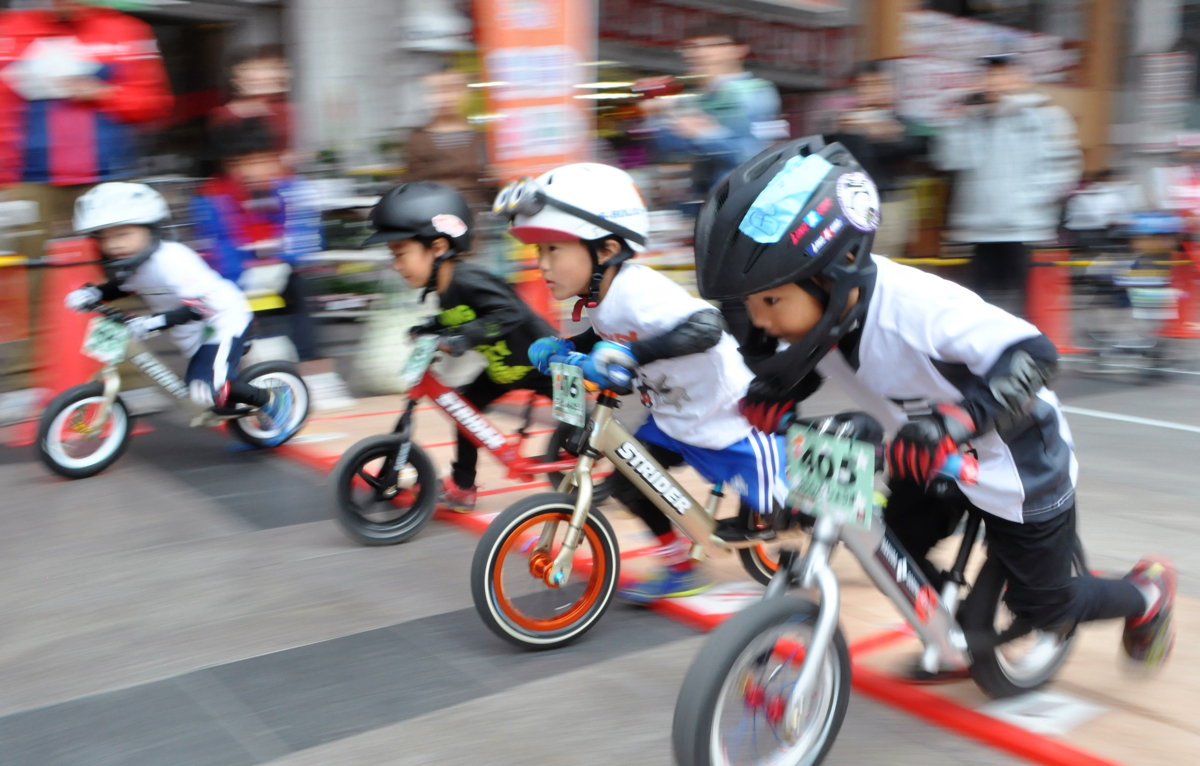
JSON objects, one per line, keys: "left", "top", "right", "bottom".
{"left": 589, "top": 341, "right": 637, "bottom": 380}
{"left": 887, "top": 403, "right": 976, "bottom": 485}
{"left": 65, "top": 285, "right": 102, "bottom": 312}
{"left": 407, "top": 319, "right": 442, "bottom": 339}
{"left": 437, "top": 334, "right": 471, "bottom": 357}
{"left": 739, "top": 378, "right": 797, "bottom": 434}
{"left": 529, "top": 336, "right": 574, "bottom": 374}
{"left": 125, "top": 314, "right": 168, "bottom": 339}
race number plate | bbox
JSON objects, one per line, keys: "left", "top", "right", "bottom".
{"left": 81, "top": 317, "right": 130, "bottom": 364}
{"left": 550, "top": 362, "right": 586, "bottom": 427}
{"left": 786, "top": 425, "right": 876, "bottom": 529}
{"left": 399, "top": 334, "right": 439, "bottom": 391}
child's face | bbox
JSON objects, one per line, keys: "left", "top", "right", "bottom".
{"left": 536, "top": 241, "right": 593, "bottom": 300}
{"left": 389, "top": 239, "right": 436, "bottom": 289}
{"left": 95, "top": 225, "right": 152, "bottom": 261}
{"left": 226, "top": 151, "right": 284, "bottom": 192}
{"left": 744, "top": 283, "right": 825, "bottom": 344}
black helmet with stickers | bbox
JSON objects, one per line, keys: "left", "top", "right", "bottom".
{"left": 693, "top": 135, "right": 880, "bottom": 396}
{"left": 363, "top": 181, "right": 473, "bottom": 252}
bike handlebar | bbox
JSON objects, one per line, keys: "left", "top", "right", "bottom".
{"left": 91, "top": 303, "right": 131, "bottom": 323}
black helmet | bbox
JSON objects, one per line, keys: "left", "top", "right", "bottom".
{"left": 694, "top": 135, "right": 880, "bottom": 395}
{"left": 362, "top": 181, "right": 473, "bottom": 252}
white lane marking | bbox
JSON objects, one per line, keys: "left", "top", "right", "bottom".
{"left": 1061, "top": 406, "right": 1200, "bottom": 435}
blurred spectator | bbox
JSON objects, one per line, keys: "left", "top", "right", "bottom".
{"left": 933, "top": 54, "right": 1081, "bottom": 316}
{"left": 640, "top": 23, "right": 784, "bottom": 195}
{"left": 1062, "top": 169, "right": 1146, "bottom": 250}
{"left": 208, "top": 44, "right": 292, "bottom": 153}
{"left": 0, "top": 0, "right": 172, "bottom": 259}
{"left": 403, "top": 68, "right": 492, "bottom": 212}
{"left": 832, "top": 61, "right": 927, "bottom": 258}
{"left": 190, "top": 118, "right": 321, "bottom": 362}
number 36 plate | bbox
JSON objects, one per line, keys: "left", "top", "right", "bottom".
{"left": 785, "top": 425, "right": 877, "bottom": 529}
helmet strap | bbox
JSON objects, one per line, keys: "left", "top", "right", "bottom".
{"left": 105, "top": 230, "right": 162, "bottom": 281}
{"left": 574, "top": 239, "right": 633, "bottom": 320}
{"left": 420, "top": 246, "right": 458, "bottom": 300}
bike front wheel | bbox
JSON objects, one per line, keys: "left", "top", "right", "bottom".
{"left": 331, "top": 435, "right": 438, "bottom": 545}
{"left": 471, "top": 493, "right": 619, "bottom": 650}
{"left": 673, "top": 596, "right": 850, "bottom": 766}
{"left": 36, "top": 383, "right": 132, "bottom": 479}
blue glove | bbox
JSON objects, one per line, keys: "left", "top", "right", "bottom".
{"left": 586, "top": 341, "right": 636, "bottom": 390}
{"left": 528, "top": 336, "right": 574, "bottom": 374}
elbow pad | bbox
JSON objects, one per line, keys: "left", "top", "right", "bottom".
{"left": 631, "top": 308, "right": 726, "bottom": 364}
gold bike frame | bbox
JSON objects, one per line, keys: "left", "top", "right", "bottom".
{"left": 546, "top": 393, "right": 807, "bottom": 586}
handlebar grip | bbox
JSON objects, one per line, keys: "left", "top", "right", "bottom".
{"left": 605, "top": 364, "right": 633, "bottom": 389}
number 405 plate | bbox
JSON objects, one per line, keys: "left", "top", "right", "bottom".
{"left": 786, "top": 425, "right": 877, "bottom": 529}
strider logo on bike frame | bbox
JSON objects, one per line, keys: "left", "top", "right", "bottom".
{"left": 874, "top": 529, "right": 940, "bottom": 624}
{"left": 435, "top": 390, "right": 506, "bottom": 451}
{"left": 131, "top": 351, "right": 189, "bottom": 400}
{"left": 615, "top": 441, "right": 691, "bottom": 514}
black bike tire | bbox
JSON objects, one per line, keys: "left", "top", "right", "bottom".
{"left": 331, "top": 435, "right": 438, "bottom": 546}
{"left": 961, "top": 537, "right": 1087, "bottom": 698}
{"left": 672, "top": 595, "right": 851, "bottom": 766}
{"left": 36, "top": 382, "right": 133, "bottom": 479}
{"left": 470, "top": 492, "right": 619, "bottom": 650}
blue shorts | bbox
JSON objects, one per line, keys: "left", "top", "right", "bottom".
{"left": 185, "top": 333, "right": 248, "bottom": 392}
{"left": 636, "top": 417, "right": 786, "bottom": 514}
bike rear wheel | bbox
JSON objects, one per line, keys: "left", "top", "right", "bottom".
{"left": 227, "top": 361, "right": 310, "bottom": 448}
{"left": 471, "top": 493, "right": 619, "bottom": 650}
{"left": 961, "top": 539, "right": 1087, "bottom": 698}
{"left": 36, "top": 383, "right": 132, "bottom": 479}
{"left": 331, "top": 435, "right": 438, "bottom": 545}
{"left": 673, "top": 596, "right": 850, "bottom": 766}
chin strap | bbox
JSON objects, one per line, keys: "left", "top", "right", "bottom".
{"left": 573, "top": 241, "right": 633, "bottom": 320}
{"left": 105, "top": 231, "right": 162, "bottom": 282}
{"left": 421, "top": 248, "right": 459, "bottom": 300}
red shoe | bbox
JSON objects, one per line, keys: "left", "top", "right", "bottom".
{"left": 439, "top": 477, "right": 478, "bottom": 513}
{"left": 1122, "top": 556, "right": 1177, "bottom": 670}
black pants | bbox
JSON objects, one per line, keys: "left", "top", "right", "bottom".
{"left": 969, "top": 241, "right": 1030, "bottom": 318}
{"left": 885, "top": 481, "right": 1144, "bottom": 632}
{"left": 451, "top": 371, "right": 552, "bottom": 488}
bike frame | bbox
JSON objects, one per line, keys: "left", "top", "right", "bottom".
{"left": 543, "top": 391, "right": 809, "bottom": 588}
{"left": 392, "top": 361, "right": 578, "bottom": 483}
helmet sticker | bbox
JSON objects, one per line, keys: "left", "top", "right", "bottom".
{"left": 806, "top": 218, "right": 845, "bottom": 257}
{"left": 432, "top": 214, "right": 468, "bottom": 238}
{"left": 836, "top": 172, "right": 881, "bottom": 232}
{"left": 738, "top": 154, "right": 833, "bottom": 244}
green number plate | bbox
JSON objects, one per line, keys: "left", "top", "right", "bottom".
{"left": 786, "top": 425, "right": 877, "bottom": 529}
{"left": 399, "top": 334, "right": 438, "bottom": 390}
{"left": 81, "top": 317, "right": 130, "bottom": 364}
{"left": 550, "top": 362, "right": 586, "bottom": 427}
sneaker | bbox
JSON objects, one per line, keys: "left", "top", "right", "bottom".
{"left": 901, "top": 657, "right": 971, "bottom": 684}
{"left": 618, "top": 566, "right": 714, "bottom": 604}
{"left": 257, "top": 386, "right": 295, "bottom": 446}
{"left": 439, "top": 476, "right": 478, "bottom": 513}
{"left": 1122, "top": 556, "right": 1177, "bottom": 669}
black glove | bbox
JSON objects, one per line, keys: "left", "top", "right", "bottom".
{"left": 437, "top": 334, "right": 471, "bottom": 357}
{"left": 408, "top": 318, "right": 442, "bottom": 339}
{"left": 738, "top": 378, "right": 797, "bottom": 434}
{"left": 887, "top": 403, "right": 975, "bottom": 485}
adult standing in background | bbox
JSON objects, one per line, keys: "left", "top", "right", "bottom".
{"left": 832, "top": 60, "right": 927, "bottom": 258}
{"left": 403, "top": 68, "right": 491, "bottom": 212}
{"left": 934, "top": 54, "right": 1081, "bottom": 317}
{"left": 208, "top": 44, "right": 292, "bottom": 154}
{"left": 0, "top": 0, "right": 172, "bottom": 259}
{"left": 640, "top": 23, "right": 785, "bottom": 195}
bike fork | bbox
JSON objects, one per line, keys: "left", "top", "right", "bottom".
{"left": 786, "top": 515, "right": 842, "bottom": 707}
{"left": 547, "top": 449, "right": 598, "bottom": 587}
{"left": 90, "top": 365, "right": 121, "bottom": 430}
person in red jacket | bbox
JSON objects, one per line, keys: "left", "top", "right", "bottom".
{"left": 0, "top": 0, "right": 172, "bottom": 261}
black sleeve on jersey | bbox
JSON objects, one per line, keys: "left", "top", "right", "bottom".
{"left": 959, "top": 334, "right": 1059, "bottom": 434}
{"left": 96, "top": 281, "right": 131, "bottom": 302}
{"left": 569, "top": 327, "right": 602, "bottom": 353}
{"left": 448, "top": 266, "right": 532, "bottom": 346}
{"left": 160, "top": 304, "right": 204, "bottom": 328}
{"left": 630, "top": 308, "right": 725, "bottom": 364}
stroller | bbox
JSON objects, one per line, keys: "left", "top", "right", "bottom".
{"left": 1067, "top": 209, "right": 1183, "bottom": 375}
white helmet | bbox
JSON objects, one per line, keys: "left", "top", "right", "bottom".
{"left": 496, "top": 163, "right": 649, "bottom": 252}
{"left": 74, "top": 182, "right": 170, "bottom": 235}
